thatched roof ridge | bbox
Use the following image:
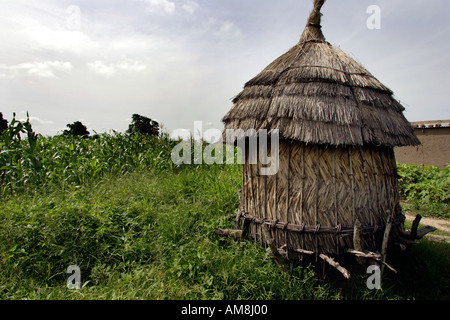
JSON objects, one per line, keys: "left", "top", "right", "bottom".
{"left": 222, "top": 0, "right": 420, "bottom": 147}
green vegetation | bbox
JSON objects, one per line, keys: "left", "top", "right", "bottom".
{"left": 397, "top": 163, "right": 450, "bottom": 219}
{"left": 0, "top": 114, "right": 175, "bottom": 195}
{"left": 0, "top": 115, "right": 449, "bottom": 300}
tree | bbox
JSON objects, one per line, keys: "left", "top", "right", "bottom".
{"left": 126, "top": 114, "right": 159, "bottom": 137}
{"left": 0, "top": 112, "right": 8, "bottom": 133}
{"left": 63, "top": 121, "right": 90, "bottom": 138}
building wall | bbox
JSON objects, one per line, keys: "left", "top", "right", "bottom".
{"left": 394, "top": 127, "right": 450, "bottom": 168}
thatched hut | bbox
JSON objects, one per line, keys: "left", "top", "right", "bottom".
{"left": 220, "top": 0, "right": 430, "bottom": 273}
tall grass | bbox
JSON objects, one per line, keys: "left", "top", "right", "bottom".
{"left": 0, "top": 167, "right": 343, "bottom": 300}
{"left": 1, "top": 115, "right": 177, "bottom": 195}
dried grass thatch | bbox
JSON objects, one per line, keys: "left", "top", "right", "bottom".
{"left": 223, "top": 0, "right": 420, "bottom": 147}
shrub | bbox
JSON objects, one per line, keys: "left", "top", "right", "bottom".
{"left": 397, "top": 163, "right": 450, "bottom": 218}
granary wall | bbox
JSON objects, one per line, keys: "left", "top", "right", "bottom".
{"left": 240, "top": 141, "right": 402, "bottom": 256}
{"left": 394, "top": 121, "right": 450, "bottom": 168}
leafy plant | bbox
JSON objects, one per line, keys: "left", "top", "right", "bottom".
{"left": 397, "top": 163, "right": 450, "bottom": 218}
{"left": 0, "top": 114, "right": 180, "bottom": 195}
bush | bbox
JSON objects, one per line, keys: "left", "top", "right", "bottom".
{"left": 397, "top": 163, "right": 450, "bottom": 218}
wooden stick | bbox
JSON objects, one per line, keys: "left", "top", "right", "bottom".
{"left": 410, "top": 214, "right": 422, "bottom": 240}
{"left": 353, "top": 219, "right": 364, "bottom": 265}
{"left": 291, "top": 248, "right": 315, "bottom": 255}
{"left": 347, "top": 249, "right": 381, "bottom": 259}
{"left": 416, "top": 226, "right": 437, "bottom": 239}
{"left": 381, "top": 211, "right": 393, "bottom": 274}
{"left": 346, "top": 249, "right": 397, "bottom": 274}
{"left": 319, "top": 254, "right": 351, "bottom": 279}
{"left": 381, "top": 210, "right": 392, "bottom": 255}
{"left": 380, "top": 260, "right": 397, "bottom": 274}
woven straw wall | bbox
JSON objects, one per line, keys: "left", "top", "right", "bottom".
{"left": 240, "top": 140, "right": 402, "bottom": 256}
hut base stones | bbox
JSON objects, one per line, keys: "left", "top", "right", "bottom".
{"left": 218, "top": 0, "right": 436, "bottom": 278}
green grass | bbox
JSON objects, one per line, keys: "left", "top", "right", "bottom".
{"left": 1, "top": 168, "right": 449, "bottom": 300}
{"left": 1, "top": 117, "right": 449, "bottom": 300}
{"left": 0, "top": 168, "right": 338, "bottom": 300}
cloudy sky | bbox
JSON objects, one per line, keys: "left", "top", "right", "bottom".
{"left": 0, "top": 0, "right": 449, "bottom": 137}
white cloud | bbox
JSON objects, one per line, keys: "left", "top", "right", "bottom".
{"left": 182, "top": 0, "right": 199, "bottom": 14}
{"left": 220, "top": 21, "right": 242, "bottom": 37}
{"left": 87, "top": 61, "right": 117, "bottom": 77}
{"left": 23, "top": 24, "right": 97, "bottom": 54}
{"left": 29, "top": 116, "right": 55, "bottom": 126}
{"left": 204, "top": 18, "right": 243, "bottom": 39}
{"left": 0, "top": 60, "right": 73, "bottom": 79}
{"left": 87, "top": 60, "right": 147, "bottom": 77}
{"left": 138, "top": 0, "right": 176, "bottom": 15}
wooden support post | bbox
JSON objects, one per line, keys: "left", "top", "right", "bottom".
{"left": 346, "top": 249, "right": 397, "bottom": 274}
{"left": 319, "top": 254, "right": 351, "bottom": 279}
{"left": 410, "top": 214, "right": 422, "bottom": 240}
{"left": 381, "top": 211, "right": 393, "bottom": 275}
{"left": 290, "top": 248, "right": 314, "bottom": 255}
{"left": 347, "top": 249, "right": 381, "bottom": 259}
{"left": 381, "top": 210, "right": 392, "bottom": 258}
{"left": 353, "top": 219, "right": 364, "bottom": 265}
{"left": 416, "top": 226, "right": 437, "bottom": 239}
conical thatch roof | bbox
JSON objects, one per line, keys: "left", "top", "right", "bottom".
{"left": 223, "top": 0, "right": 420, "bottom": 147}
